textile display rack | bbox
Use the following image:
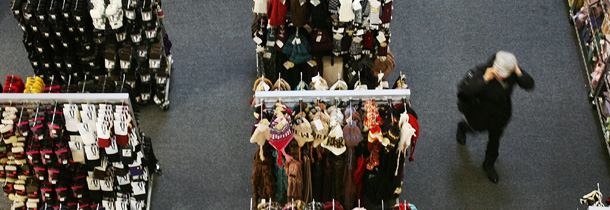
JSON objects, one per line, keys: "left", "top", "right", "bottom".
{"left": 250, "top": 88, "right": 418, "bottom": 210}
{"left": 568, "top": 0, "right": 610, "bottom": 156}
{"left": 0, "top": 93, "right": 160, "bottom": 210}
{"left": 9, "top": 0, "right": 174, "bottom": 111}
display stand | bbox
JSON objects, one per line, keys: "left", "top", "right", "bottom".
{"left": 0, "top": 93, "right": 159, "bottom": 210}
{"left": 254, "top": 89, "right": 411, "bottom": 105}
{"left": 568, "top": 0, "right": 610, "bottom": 156}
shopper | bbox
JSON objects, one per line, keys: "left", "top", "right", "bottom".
{"left": 456, "top": 51, "right": 535, "bottom": 183}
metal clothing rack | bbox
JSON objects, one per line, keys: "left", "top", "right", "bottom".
{"left": 568, "top": 0, "right": 610, "bottom": 157}
{"left": 253, "top": 89, "right": 411, "bottom": 105}
{"left": 0, "top": 93, "right": 158, "bottom": 210}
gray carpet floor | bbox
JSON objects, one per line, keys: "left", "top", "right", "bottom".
{"left": 1, "top": 0, "right": 610, "bottom": 209}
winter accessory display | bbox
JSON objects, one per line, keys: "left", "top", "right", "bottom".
{"left": 250, "top": 96, "right": 417, "bottom": 208}
{"left": 0, "top": 93, "right": 159, "bottom": 210}
{"left": 10, "top": 0, "right": 175, "bottom": 111}
{"left": 252, "top": 0, "right": 395, "bottom": 89}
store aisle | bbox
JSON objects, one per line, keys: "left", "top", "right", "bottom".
{"left": 396, "top": 1, "right": 610, "bottom": 209}
{"left": 0, "top": 0, "right": 609, "bottom": 209}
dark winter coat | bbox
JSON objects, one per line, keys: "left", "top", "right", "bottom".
{"left": 457, "top": 56, "right": 535, "bottom": 130}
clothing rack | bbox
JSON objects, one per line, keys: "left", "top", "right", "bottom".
{"left": 254, "top": 89, "right": 411, "bottom": 105}
{"left": 568, "top": 0, "right": 610, "bottom": 157}
{"left": 0, "top": 93, "right": 159, "bottom": 210}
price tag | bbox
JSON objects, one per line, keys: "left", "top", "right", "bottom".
{"left": 142, "top": 12, "right": 152, "bottom": 21}
{"left": 150, "top": 59, "right": 161, "bottom": 69}
{"left": 122, "top": 148, "right": 132, "bottom": 157}
{"left": 376, "top": 31, "right": 386, "bottom": 43}
{"left": 316, "top": 35, "right": 322, "bottom": 42}
{"left": 276, "top": 40, "right": 284, "bottom": 48}
{"left": 253, "top": 36, "right": 263, "bottom": 45}
{"left": 105, "top": 138, "right": 119, "bottom": 155}
{"left": 313, "top": 119, "right": 324, "bottom": 131}
{"left": 283, "top": 61, "right": 293, "bottom": 69}
{"left": 307, "top": 60, "right": 316, "bottom": 67}
{"left": 353, "top": 0, "right": 362, "bottom": 10}
{"left": 132, "top": 181, "right": 146, "bottom": 195}
{"left": 117, "top": 174, "right": 130, "bottom": 185}
{"left": 311, "top": 0, "right": 321, "bottom": 6}
{"left": 87, "top": 177, "right": 100, "bottom": 190}
{"left": 120, "top": 60, "right": 131, "bottom": 69}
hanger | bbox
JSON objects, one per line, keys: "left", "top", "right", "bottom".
{"left": 120, "top": 75, "right": 126, "bottom": 107}
{"left": 48, "top": 75, "right": 55, "bottom": 93}
{"left": 101, "top": 75, "right": 108, "bottom": 93}
{"left": 82, "top": 74, "right": 87, "bottom": 93}
{"left": 387, "top": 98, "right": 394, "bottom": 124}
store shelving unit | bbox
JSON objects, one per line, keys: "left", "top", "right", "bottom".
{"left": 568, "top": 0, "right": 610, "bottom": 156}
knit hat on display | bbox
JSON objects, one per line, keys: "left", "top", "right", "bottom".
{"left": 329, "top": 79, "right": 348, "bottom": 90}
{"left": 494, "top": 51, "right": 517, "bottom": 78}
{"left": 292, "top": 113, "right": 313, "bottom": 147}
{"left": 323, "top": 201, "right": 344, "bottom": 210}
{"left": 272, "top": 78, "right": 291, "bottom": 91}
{"left": 311, "top": 113, "right": 330, "bottom": 148}
{"left": 310, "top": 29, "right": 334, "bottom": 53}
{"left": 393, "top": 73, "right": 408, "bottom": 89}
{"left": 253, "top": 77, "right": 273, "bottom": 92}
{"left": 258, "top": 201, "right": 282, "bottom": 210}
{"left": 295, "top": 81, "right": 309, "bottom": 91}
{"left": 364, "top": 100, "right": 387, "bottom": 146}
{"left": 406, "top": 113, "right": 420, "bottom": 162}
{"left": 303, "top": 201, "right": 324, "bottom": 210}
{"left": 397, "top": 113, "right": 416, "bottom": 156}
{"left": 310, "top": 74, "right": 329, "bottom": 91}
{"left": 251, "top": 119, "right": 271, "bottom": 161}
{"left": 321, "top": 125, "right": 347, "bottom": 155}
{"left": 270, "top": 116, "right": 293, "bottom": 166}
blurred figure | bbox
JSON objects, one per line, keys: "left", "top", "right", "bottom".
{"left": 456, "top": 51, "right": 535, "bottom": 183}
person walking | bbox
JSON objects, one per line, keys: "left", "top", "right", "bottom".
{"left": 456, "top": 51, "right": 535, "bottom": 183}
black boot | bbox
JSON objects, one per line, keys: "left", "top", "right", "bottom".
{"left": 482, "top": 157, "right": 498, "bottom": 183}
{"left": 456, "top": 121, "right": 468, "bottom": 145}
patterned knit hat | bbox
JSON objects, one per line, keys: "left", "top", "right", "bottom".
{"left": 321, "top": 126, "right": 346, "bottom": 155}
{"left": 343, "top": 121, "right": 363, "bottom": 148}
{"left": 311, "top": 120, "right": 329, "bottom": 148}
{"left": 292, "top": 113, "right": 313, "bottom": 147}
{"left": 270, "top": 116, "right": 293, "bottom": 166}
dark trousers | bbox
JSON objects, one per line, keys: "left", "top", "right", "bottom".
{"left": 460, "top": 120, "right": 505, "bottom": 165}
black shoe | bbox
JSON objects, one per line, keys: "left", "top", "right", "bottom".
{"left": 456, "top": 122, "right": 467, "bottom": 145}
{"left": 482, "top": 163, "right": 499, "bottom": 183}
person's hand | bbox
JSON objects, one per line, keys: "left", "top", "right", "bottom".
{"left": 514, "top": 65, "right": 523, "bottom": 77}
{"left": 483, "top": 67, "right": 496, "bottom": 81}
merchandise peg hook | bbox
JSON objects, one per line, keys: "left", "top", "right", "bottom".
{"left": 82, "top": 74, "right": 88, "bottom": 93}
{"left": 250, "top": 198, "right": 253, "bottom": 210}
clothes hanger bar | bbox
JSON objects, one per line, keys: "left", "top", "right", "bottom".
{"left": 255, "top": 89, "right": 410, "bottom": 105}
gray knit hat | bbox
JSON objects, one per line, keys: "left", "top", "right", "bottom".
{"left": 494, "top": 51, "right": 517, "bottom": 78}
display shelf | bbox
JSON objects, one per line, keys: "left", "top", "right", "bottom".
{"left": 254, "top": 89, "right": 410, "bottom": 104}
{"left": 568, "top": 0, "right": 610, "bottom": 155}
